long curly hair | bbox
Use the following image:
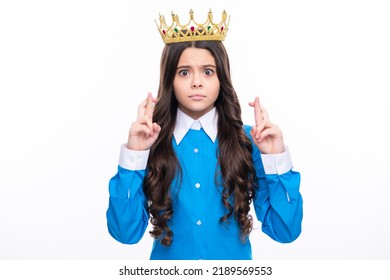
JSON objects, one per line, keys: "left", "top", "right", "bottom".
{"left": 143, "top": 41, "right": 257, "bottom": 246}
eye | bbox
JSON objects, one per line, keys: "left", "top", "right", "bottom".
{"left": 178, "top": 69, "right": 189, "bottom": 76}
{"left": 204, "top": 69, "right": 214, "bottom": 75}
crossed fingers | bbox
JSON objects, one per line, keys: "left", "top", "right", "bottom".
{"left": 249, "top": 96, "right": 271, "bottom": 140}
{"left": 137, "top": 92, "right": 157, "bottom": 134}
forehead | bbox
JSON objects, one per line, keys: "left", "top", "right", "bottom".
{"left": 177, "top": 47, "right": 216, "bottom": 65}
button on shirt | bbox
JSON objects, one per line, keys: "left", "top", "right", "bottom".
{"left": 107, "top": 108, "right": 303, "bottom": 260}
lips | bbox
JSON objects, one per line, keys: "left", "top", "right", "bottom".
{"left": 189, "top": 94, "right": 206, "bottom": 100}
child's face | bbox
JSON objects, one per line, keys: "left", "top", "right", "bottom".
{"left": 173, "top": 47, "right": 220, "bottom": 119}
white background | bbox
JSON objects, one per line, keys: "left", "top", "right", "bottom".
{"left": 1, "top": 0, "right": 389, "bottom": 260}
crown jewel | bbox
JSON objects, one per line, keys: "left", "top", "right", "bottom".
{"left": 156, "top": 9, "right": 230, "bottom": 44}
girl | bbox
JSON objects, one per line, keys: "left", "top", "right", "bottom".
{"left": 106, "top": 10, "right": 303, "bottom": 260}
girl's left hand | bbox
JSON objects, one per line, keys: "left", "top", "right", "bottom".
{"left": 249, "top": 96, "right": 285, "bottom": 154}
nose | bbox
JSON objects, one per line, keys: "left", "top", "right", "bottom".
{"left": 191, "top": 83, "right": 203, "bottom": 89}
{"left": 191, "top": 73, "right": 203, "bottom": 89}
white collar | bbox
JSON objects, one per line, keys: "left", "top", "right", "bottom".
{"left": 174, "top": 108, "right": 218, "bottom": 144}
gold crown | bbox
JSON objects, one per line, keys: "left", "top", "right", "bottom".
{"left": 156, "top": 9, "right": 230, "bottom": 44}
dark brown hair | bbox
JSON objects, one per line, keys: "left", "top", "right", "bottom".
{"left": 143, "top": 41, "right": 257, "bottom": 246}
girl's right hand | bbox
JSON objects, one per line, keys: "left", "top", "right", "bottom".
{"left": 127, "top": 92, "right": 161, "bottom": 151}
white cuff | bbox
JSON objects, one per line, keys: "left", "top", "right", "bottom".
{"left": 118, "top": 144, "right": 150, "bottom": 170}
{"left": 260, "top": 146, "right": 293, "bottom": 175}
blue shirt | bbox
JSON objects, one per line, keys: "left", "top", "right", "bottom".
{"left": 106, "top": 108, "right": 303, "bottom": 260}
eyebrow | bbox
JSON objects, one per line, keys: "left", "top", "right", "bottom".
{"left": 177, "top": 64, "right": 217, "bottom": 69}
